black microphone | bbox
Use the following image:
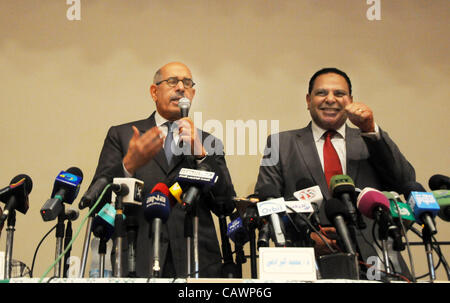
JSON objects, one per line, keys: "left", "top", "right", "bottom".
{"left": 324, "top": 198, "right": 356, "bottom": 254}
{"left": 79, "top": 176, "right": 112, "bottom": 210}
{"left": 0, "top": 174, "right": 33, "bottom": 225}
{"left": 257, "top": 184, "right": 286, "bottom": 247}
{"left": 40, "top": 167, "right": 83, "bottom": 221}
{"left": 177, "top": 162, "right": 217, "bottom": 211}
{"left": 429, "top": 174, "right": 450, "bottom": 190}
{"left": 178, "top": 97, "right": 191, "bottom": 118}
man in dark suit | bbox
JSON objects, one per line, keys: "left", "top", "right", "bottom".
{"left": 255, "top": 67, "right": 415, "bottom": 280}
{"left": 90, "top": 62, "right": 235, "bottom": 278}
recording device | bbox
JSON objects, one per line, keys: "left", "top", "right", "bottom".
{"left": 178, "top": 97, "right": 191, "bottom": 118}
{"left": 357, "top": 188, "right": 404, "bottom": 251}
{"left": 256, "top": 185, "right": 286, "bottom": 247}
{"left": 143, "top": 183, "right": 172, "bottom": 277}
{"left": 40, "top": 167, "right": 83, "bottom": 221}
{"left": 401, "top": 181, "right": 440, "bottom": 235}
{"left": 0, "top": 174, "right": 33, "bottom": 225}
{"left": 432, "top": 190, "right": 450, "bottom": 222}
{"left": 428, "top": 174, "right": 450, "bottom": 190}
{"left": 324, "top": 198, "right": 355, "bottom": 254}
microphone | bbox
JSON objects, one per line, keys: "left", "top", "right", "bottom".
{"left": 79, "top": 176, "right": 112, "bottom": 210}
{"left": 143, "top": 183, "right": 171, "bottom": 277}
{"left": 92, "top": 203, "right": 120, "bottom": 241}
{"left": 429, "top": 174, "right": 450, "bottom": 190}
{"left": 64, "top": 208, "right": 79, "bottom": 221}
{"left": 383, "top": 191, "right": 415, "bottom": 229}
{"left": 40, "top": 167, "right": 83, "bottom": 222}
{"left": 111, "top": 178, "right": 144, "bottom": 206}
{"left": 178, "top": 97, "right": 191, "bottom": 118}
{"left": 0, "top": 174, "right": 33, "bottom": 224}
{"left": 401, "top": 182, "right": 440, "bottom": 235}
{"left": 357, "top": 188, "right": 404, "bottom": 251}
{"left": 227, "top": 216, "right": 249, "bottom": 245}
{"left": 176, "top": 162, "right": 218, "bottom": 211}
{"left": 257, "top": 221, "right": 271, "bottom": 249}
{"left": 329, "top": 175, "right": 359, "bottom": 227}
{"left": 256, "top": 184, "right": 286, "bottom": 247}
{"left": 324, "top": 198, "right": 356, "bottom": 254}
{"left": 432, "top": 190, "right": 450, "bottom": 222}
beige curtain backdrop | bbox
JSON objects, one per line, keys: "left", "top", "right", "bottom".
{"left": 0, "top": 0, "right": 448, "bottom": 280}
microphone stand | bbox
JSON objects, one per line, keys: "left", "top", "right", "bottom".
{"left": 98, "top": 237, "right": 107, "bottom": 278}
{"left": 125, "top": 213, "right": 138, "bottom": 277}
{"left": 54, "top": 204, "right": 66, "bottom": 278}
{"left": 112, "top": 195, "right": 125, "bottom": 278}
{"left": 62, "top": 219, "right": 73, "bottom": 277}
{"left": 376, "top": 211, "right": 392, "bottom": 279}
{"left": 3, "top": 209, "right": 16, "bottom": 280}
{"left": 422, "top": 225, "right": 436, "bottom": 282}
{"left": 193, "top": 203, "right": 200, "bottom": 278}
{"left": 184, "top": 207, "right": 193, "bottom": 278}
{"left": 78, "top": 211, "right": 94, "bottom": 278}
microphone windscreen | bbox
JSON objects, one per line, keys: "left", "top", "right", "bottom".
{"left": 324, "top": 198, "right": 349, "bottom": 222}
{"left": 401, "top": 181, "right": 426, "bottom": 197}
{"left": 295, "top": 178, "right": 315, "bottom": 191}
{"left": 92, "top": 215, "right": 115, "bottom": 240}
{"left": 10, "top": 174, "right": 33, "bottom": 195}
{"left": 257, "top": 184, "right": 281, "bottom": 201}
{"left": 67, "top": 167, "right": 83, "bottom": 179}
{"left": 151, "top": 183, "right": 170, "bottom": 197}
{"left": 429, "top": 174, "right": 450, "bottom": 190}
{"left": 144, "top": 183, "right": 171, "bottom": 222}
{"left": 356, "top": 188, "right": 390, "bottom": 219}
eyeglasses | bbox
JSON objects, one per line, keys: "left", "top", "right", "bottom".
{"left": 156, "top": 77, "right": 195, "bottom": 88}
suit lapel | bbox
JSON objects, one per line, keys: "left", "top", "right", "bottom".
{"left": 294, "top": 123, "right": 330, "bottom": 197}
{"left": 136, "top": 112, "right": 169, "bottom": 174}
{"left": 345, "top": 125, "right": 362, "bottom": 183}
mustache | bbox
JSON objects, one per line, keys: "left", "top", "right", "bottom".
{"left": 170, "top": 93, "right": 185, "bottom": 101}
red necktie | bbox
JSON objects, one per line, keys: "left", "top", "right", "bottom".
{"left": 323, "top": 130, "right": 343, "bottom": 187}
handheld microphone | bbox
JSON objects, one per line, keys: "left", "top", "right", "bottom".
{"left": 428, "top": 174, "right": 450, "bottom": 190}
{"left": 178, "top": 97, "right": 191, "bottom": 118}
{"left": 0, "top": 174, "right": 33, "bottom": 225}
{"left": 40, "top": 167, "right": 83, "bottom": 222}
{"left": 324, "top": 198, "right": 355, "bottom": 254}
{"left": 401, "top": 182, "right": 440, "bottom": 235}
{"left": 329, "top": 175, "right": 359, "bottom": 227}
{"left": 256, "top": 184, "right": 286, "bottom": 247}
{"left": 143, "top": 183, "right": 171, "bottom": 277}
{"left": 432, "top": 190, "right": 450, "bottom": 222}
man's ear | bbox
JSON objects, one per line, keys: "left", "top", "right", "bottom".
{"left": 306, "top": 93, "right": 311, "bottom": 110}
{"left": 150, "top": 84, "right": 158, "bottom": 102}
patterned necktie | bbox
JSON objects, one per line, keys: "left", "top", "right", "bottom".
{"left": 164, "top": 122, "right": 174, "bottom": 165}
{"left": 323, "top": 130, "right": 343, "bottom": 187}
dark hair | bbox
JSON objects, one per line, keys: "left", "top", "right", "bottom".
{"left": 308, "top": 67, "right": 352, "bottom": 95}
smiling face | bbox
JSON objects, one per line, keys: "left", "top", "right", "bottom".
{"left": 150, "top": 62, "right": 196, "bottom": 121}
{"left": 306, "top": 72, "right": 353, "bottom": 130}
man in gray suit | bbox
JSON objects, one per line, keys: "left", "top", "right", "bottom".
{"left": 90, "top": 62, "right": 235, "bottom": 278}
{"left": 255, "top": 67, "right": 415, "bottom": 280}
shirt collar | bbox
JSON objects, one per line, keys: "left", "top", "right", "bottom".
{"left": 311, "top": 120, "right": 346, "bottom": 142}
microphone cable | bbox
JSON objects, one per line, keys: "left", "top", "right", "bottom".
{"left": 38, "top": 183, "right": 112, "bottom": 283}
{"left": 391, "top": 199, "right": 416, "bottom": 282}
{"left": 409, "top": 225, "right": 450, "bottom": 281}
{"left": 284, "top": 205, "right": 337, "bottom": 254}
{"left": 30, "top": 223, "right": 57, "bottom": 278}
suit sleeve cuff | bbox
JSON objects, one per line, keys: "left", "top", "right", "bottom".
{"left": 361, "top": 123, "right": 381, "bottom": 140}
